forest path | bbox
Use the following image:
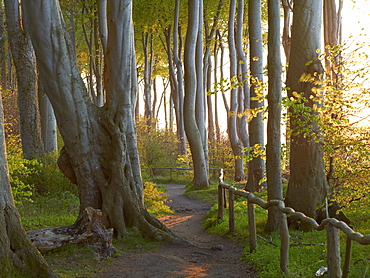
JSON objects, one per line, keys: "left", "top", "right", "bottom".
{"left": 97, "top": 184, "right": 256, "bottom": 277}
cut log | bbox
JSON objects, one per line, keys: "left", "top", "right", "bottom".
{"left": 27, "top": 207, "right": 116, "bottom": 258}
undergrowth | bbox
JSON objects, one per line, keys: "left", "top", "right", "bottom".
{"left": 202, "top": 184, "right": 370, "bottom": 278}
{"left": 12, "top": 153, "right": 174, "bottom": 277}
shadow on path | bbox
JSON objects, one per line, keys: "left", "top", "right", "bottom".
{"left": 98, "top": 184, "right": 256, "bottom": 278}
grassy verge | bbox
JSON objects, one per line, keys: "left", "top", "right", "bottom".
{"left": 17, "top": 181, "right": 172, "bottom": 277}
{"left": 200, "top": 182, "right": 370, "bottom": 278}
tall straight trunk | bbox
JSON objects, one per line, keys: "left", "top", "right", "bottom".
{"left": 142, "top": 32, "right": 153, "bottom": 127}
{"left": 247, "top": 0, "right": 266, "bottom": 191}
{"left": 265, "top": 0, "right": 283, "bottom": 232}
{"left": 184, "top": 0, "right": 209, "bottom": 189}
{"left": 173, "top": 0, "right": 187, "bottom": 156}
{"left": 0, "top": 1, "right": 7, "bottom": 91}
{"left": 323, "top": 0, "right": 343, "bottom": 190}
{"left": 235, "top": 0, "right": 249, "bottom": 149}
{"left": 5, "top": 0, "right": 44, "bottom": 159}
{"left": 285, "top": 0, "right": 328, "bottom": 230}
{"left": 23, "top": 0, "right": 172, "bottom": 240}
{"left": 0, "top": 92, "right": 56, "bottom": 277}
{"left": 204, "top": 0, "right": 224, "bottom": 144}
{"left": 227, "top": 0, "right": 245, "bottom": 181}
{"left": 195, "top": 0, "right": 208, "bottom": 172}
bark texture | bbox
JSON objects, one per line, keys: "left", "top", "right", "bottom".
{"left": 247, "top": 0, "right": 266, "bottom": 192}
{"left": 22, "top": 0, "right": 175, "bottom": 241}
{"left": 0, "top": 88, "right": 55, "bottom": 277}
{"left": 184, "top": 0, "right": 209, "bottom": 189}
{"left": 285, "top": 0, "right": 328, "bottom": 230}
{"left": 265, "top": 0, "right": 283, "bottom": 232}
{"left": 5, "top": 0, "right": 44, "bottom": 159}
{"left": 27, "top": 207, "right": 116, "bottom": 258}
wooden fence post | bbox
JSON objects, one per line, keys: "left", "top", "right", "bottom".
{"left": 279, "top": 210, "right": 289, "bottom": 275}
{"left": 248, "top": 201, "right": 257, "bottom": 253}
{"left": 327, "top": 222, "right": 342, "bottom": 278}
{"left": 229, "top": 190, "right": 235, "bottom": 233}
{"left": 218, "top": 185, "right": 224, "bottom": 219}
{"left": 342, "top": 235, "right": 353, "bottom": 278}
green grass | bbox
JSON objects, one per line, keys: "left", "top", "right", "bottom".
{"left": 201, "top": 186, "right": 370, "bottom": 278}
{"left": 16, "top": 181, "right": 171, "bottom": 277}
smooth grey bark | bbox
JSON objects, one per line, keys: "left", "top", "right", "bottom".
{"left": 142, "top": 32, "right": 153, "bottom": 127}
{"left": 227, "top": 0, "right": 245, "bottom": 182}
{"left": 38, "top": 80, "right": 57, "bottom": 152}
{"left": 173, "top": 0, "right": 187, "bottom": 155}
{"left": 184, "top": 0, "right": 209, "bottom": 189}
{"left": 285, "top": 0, "right": 328, "bottom": 230}
{"left": 265, "top": 0, "right": 283, "bottom": 232}
{"left": 0, "top": 93, "right": 56, "bottom": 277}
{"left": 247, "top": 0, "right": 266, "bottom": 191}
{"left": 98, "top": 0, "right": 108, "bottom": 55}
{"left": 0, "top": 1, "right": 7, "bottom": 90}
{"left": 22, "top": 0, "right": 172, "bottom": 240}
{"left": 282, "top": 0, "right": 292, "bottom": 63}
{"left": 5, "top": 0, "right": 44, "bottom": 159}
{"left": 195, "top": 0, "right": 209, "bottom": 173}
{"left": 235, "top": 0, "right": 249, "bottom": 150}
{"left": 204, "top": 0, "right": 224, "bottom": 144}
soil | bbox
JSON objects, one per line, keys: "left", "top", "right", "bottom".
{"left": 97, "top": 184, "right": 256, "bottom": 277}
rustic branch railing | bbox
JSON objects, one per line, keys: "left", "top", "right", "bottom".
{"left": 217, "top": 170, "right": 370, "bottom": 278}
{"left": 150, "top": 167, "right": 222, "bottom": 179}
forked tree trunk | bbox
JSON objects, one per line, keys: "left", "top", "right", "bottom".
{"left": 227, "top": 0, "right": 245, "bottom": 182}
{"left": 22, "top": 0, "right": 174, "bottom": 241}
{"left": 184, "top": 0, "right": 209, "bottom": 189}
{"left": 0, "top": 92, "right": 56, "bottom": 277}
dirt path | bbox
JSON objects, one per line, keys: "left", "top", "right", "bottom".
{"left": 98, "top": 184, "right": 256, "bottom": 277}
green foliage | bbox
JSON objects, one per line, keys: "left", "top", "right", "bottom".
{"left": 136, "top": 116, "right": 179, "bottom": 168}
{"left": 201, "top": 188, "right": 370, "bottom": 278}
{"left": 7, "top": 155, "right": 35, "bottom": 203}
{"left": 144, "top": 182, "right": 174, "bottom": 216}
{"left": 282, "top": 43, "right": 370, "bottom": 208}
{"left": 7, "top": 151, "right": 77, "bottom": 202}
{"left": 18, "top": 191, "right": 79, "bottom": 230}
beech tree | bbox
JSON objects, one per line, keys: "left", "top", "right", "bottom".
{"left": 0, "top": 96, "right": 55, "bottom": 277}
{"left": 184, "top": 0, "right": 209, "bottom": 189}
{"left": 22, "top": 0, "right": 172, "bottom": 240}
{"left": 5, "top": 0, "right": 44, "bottom": 159}
{"left": 285, "top": 0, "right": 328, "bottom": 229}
{"left": 227, "top": 0, "right": 245, "bottom": 181}
{"left": 265, "top": 0, "right": 283, "bottom": 232}
{"left": 247, "top": 0, "right": 266, "bottom": 192}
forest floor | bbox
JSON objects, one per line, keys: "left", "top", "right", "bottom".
{"left": 97, "top": 184, "right": 256, "bottom": 277}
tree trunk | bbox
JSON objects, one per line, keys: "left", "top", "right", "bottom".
{"left": 142, "top": 32, "right": 153, "bottom": 127}
{"left": 23, "top": 0, "right": 175, "bottom": 241}
{"left": 38, "top": 80, "right": 57, "bottom": 152}
{"left": 235, "top": 0, "right": 250, "bottom": 150}
{"left": 265, "top": 0, "right": 283, "bottom": 232}
{"left": 184, "top": 0, "right": 209, "bottom": 189}
{"left": 227, "top": 0, "right": 245, "bottom": 182}
{"left": 247, "top": 0, "right": 266, "bottom": 192}
{"left": 27, "top": 207, "right": 115, "bottom": 258}
{"left": 0, "top": 88, "right": 56, "bottom": 277}
{"left": 5, "top": 0, "right": 44, "bottom": 159}
{"left": 285, "top": 0, "right": 328, "bottom": 230}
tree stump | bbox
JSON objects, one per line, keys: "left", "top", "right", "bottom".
{"left": 27, "top": 207, "right": 116, "bottom": 258}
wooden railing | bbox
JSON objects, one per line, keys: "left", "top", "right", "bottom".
{"left": 150, "top": 167, "right": 222, "bottom": 179}
{"left": 217, "top": 170, "right": 370, "bottom": 278}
